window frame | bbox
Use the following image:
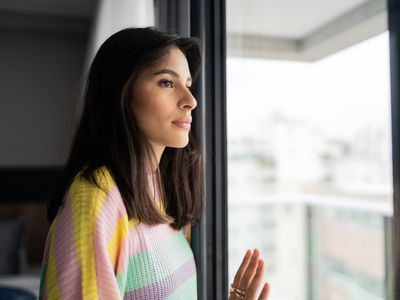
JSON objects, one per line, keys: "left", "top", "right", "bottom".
{"left": 154, "top": 0, "right": 228, "bottom": 299}
{"left": 190, "top": 1, "right": 228, "bottom": 299}
{"left": 157, "top": 0, "right": 400, "bottom": 299}
{"left": 388, "top": 0, "right": 400, "bottom": 298}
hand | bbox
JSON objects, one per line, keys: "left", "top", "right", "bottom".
{"left": 229, "top": 249, "right": 270, "bottom": 300}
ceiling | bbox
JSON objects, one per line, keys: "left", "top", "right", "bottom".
{"left": 0, "top": 0, "right": 97, "bottom": 34}
{"left": 227, "top": 0, "right": 369, "bottom": 38}
{"left": 226, "top": 0, "right": 387, "bottom": 61}
{"left": 0, "top": 0, "right": 97, "bottom": 18}
{"left": 0, "top": 0, "right": 388, "bottom": 61}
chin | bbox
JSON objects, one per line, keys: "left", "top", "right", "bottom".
{"left": 168, "top": 138, "right": 189, "bottom": 148}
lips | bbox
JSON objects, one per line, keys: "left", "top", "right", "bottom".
{"left": 172, "top": 116, "right": 192, "bottom": 130}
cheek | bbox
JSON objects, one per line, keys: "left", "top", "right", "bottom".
{"left": 131, "top": 96, "right": 167, "bottom": 131}
{"left": 131, "top": 90, "right": 152, "bottom": 118}
{"left": 135, "top": 101, "right": 160, "bottom": 122}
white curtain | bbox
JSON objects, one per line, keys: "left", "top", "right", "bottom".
{"left": 86, "top": 0, "right": 155, "bottom": 68}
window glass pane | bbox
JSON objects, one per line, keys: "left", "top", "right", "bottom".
{"left": 227, "top": 1, "right": 393, "bottom": 299}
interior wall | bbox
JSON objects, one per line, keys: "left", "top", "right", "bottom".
{"left": 0, "top": 27, "right": 88, "bottom": 167}
{"left": 0, "top": 17, "right": 90, "bottom": 265}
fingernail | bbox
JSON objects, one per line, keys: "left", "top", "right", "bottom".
{"left": 258, "top": 259, "right": 264, "bottom": 268}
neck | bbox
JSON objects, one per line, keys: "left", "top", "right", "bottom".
{"left": 148, "top": 142, "right": 165, "bottom": 173}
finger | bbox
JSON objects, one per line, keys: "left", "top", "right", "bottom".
{"left": 245, "top": 259, "right": 265, "bottom": 297}
{"left": 228, "top": 291, "right": 237, "bottom": 300}
{"left": 233, "top": 249, "right": 252, "bottom": 286}
{"left": 239, "top": 248, "right": 260, "bottom": 290}
{"left": 258, "top": 283, "right": 270, "bottom": 300}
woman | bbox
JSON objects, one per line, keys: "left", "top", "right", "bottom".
{"left": 39, "top": 27, "right": 270, "bottom": 300}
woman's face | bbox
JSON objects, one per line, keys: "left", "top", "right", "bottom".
{"left": 131, "top": 48, "right": 197, "bottom": 159}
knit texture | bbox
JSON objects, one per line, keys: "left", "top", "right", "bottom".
{"left": 39, "top": 167, "right": 197, "bottom": 299}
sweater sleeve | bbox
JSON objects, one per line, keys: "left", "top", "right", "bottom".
{"left": 39, "top": 169, "right": 129, "bottom": 300}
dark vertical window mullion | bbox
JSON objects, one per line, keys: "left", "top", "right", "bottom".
{"left": 189, "top": 1, "right": 208, "bottom": 298}
{"left": 388, "top": 0, "right": 400, "bottom": 299}
{"left": 155, "top": 0, "right": 228, "bottom": 298}
{"left": 190, "top": 0, "right": 228, "bottom": 299}
{"left": 153, "top": 0, "right": 190, "bottom": 37}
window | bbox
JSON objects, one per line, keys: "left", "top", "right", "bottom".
{"left": 226, "top": 1, "right": 393, "bottom": 299}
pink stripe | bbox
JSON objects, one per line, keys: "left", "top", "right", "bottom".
{"left": 40, "top": 234, "right": 51, "bottom": 299}
{"left": 127, "top": 223, "right": 180, "bottom": 257}
{"left": 96, "top": 186, "right": 128, "bottom": 274}
{"left": 93, "top": 187, "right": 127, "bottom": 298}
{"left": 53, "top": 192, "right": 82, "bottom": 300}
{"left": 115, "top": 239, "right": 130, "bottom": 275}
{"left": 95, "top": 187, "right": 126, "bottom": 254}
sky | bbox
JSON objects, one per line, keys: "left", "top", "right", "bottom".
{"left": 227, "top": 32, "right": 392, "bottom": 140}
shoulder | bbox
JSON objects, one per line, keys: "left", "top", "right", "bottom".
{"left": 67, "top": 166, "right": 126, "bottom": 218}
{"left": 71, "top": 166, "right": 116, "bottom": 196}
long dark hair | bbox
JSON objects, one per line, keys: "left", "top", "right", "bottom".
{"left": 47, "top": 27, "right": 204, "bottom": 230}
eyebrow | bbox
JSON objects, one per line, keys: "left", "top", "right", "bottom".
{"left": 153, "top": 68, "right": 192, "bottom": 82}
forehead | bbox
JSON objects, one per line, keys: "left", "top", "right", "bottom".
{"left": 149, "top": 48, "right": 190, "bottom": 73}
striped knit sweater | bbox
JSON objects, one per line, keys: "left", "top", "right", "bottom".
{"left": 39, "top": 167, "right": 197, "bottom": 299}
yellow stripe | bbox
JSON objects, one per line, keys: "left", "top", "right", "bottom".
{"left": 92, "top": 167, "right": 116, "bottom": 219}
{"left": 155, "top": 199, "right": 165, "bottom": 212}
{"left": 107, "top": 218, "right": 140, "bottom": 266}
{"left": 129, "top": 218, "right": 140, "bottom": 228}
{"left": 46, "top": 221, "right": 61, "bottom": 299}
{"left": 107, "top": 215, "right": 129, "bottom": 265}
{"left": 70, "top": 167, "right": 115, "bottom": 300}
{"left": 91, "top": 168, "right": 128, "bottom": 266}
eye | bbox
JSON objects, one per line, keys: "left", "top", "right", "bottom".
{"left": 159, "top": 80, "right": 174, "bottom": 88}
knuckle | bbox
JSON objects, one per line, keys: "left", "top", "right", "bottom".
{"left": 233, "top": 274, "right": 240, "bottom": 283}
{"left": 241, "top": 274, "right": 250, "bottom": 286}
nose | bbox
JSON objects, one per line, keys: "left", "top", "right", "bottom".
{"left": 180, "top": 88, "right": 197, "bottom": 110}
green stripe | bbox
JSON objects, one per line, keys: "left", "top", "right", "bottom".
{"left": 165, "top": 274, "right": 197, "bottom": 300}
{"left": 121, "top": 231, "right": 194, "bottom": 292}
{"left": 116, "top": 272, "right": 127, "bottom": 298}
{"left": 38, "top": 264, "right": 47, "bottom": 296}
